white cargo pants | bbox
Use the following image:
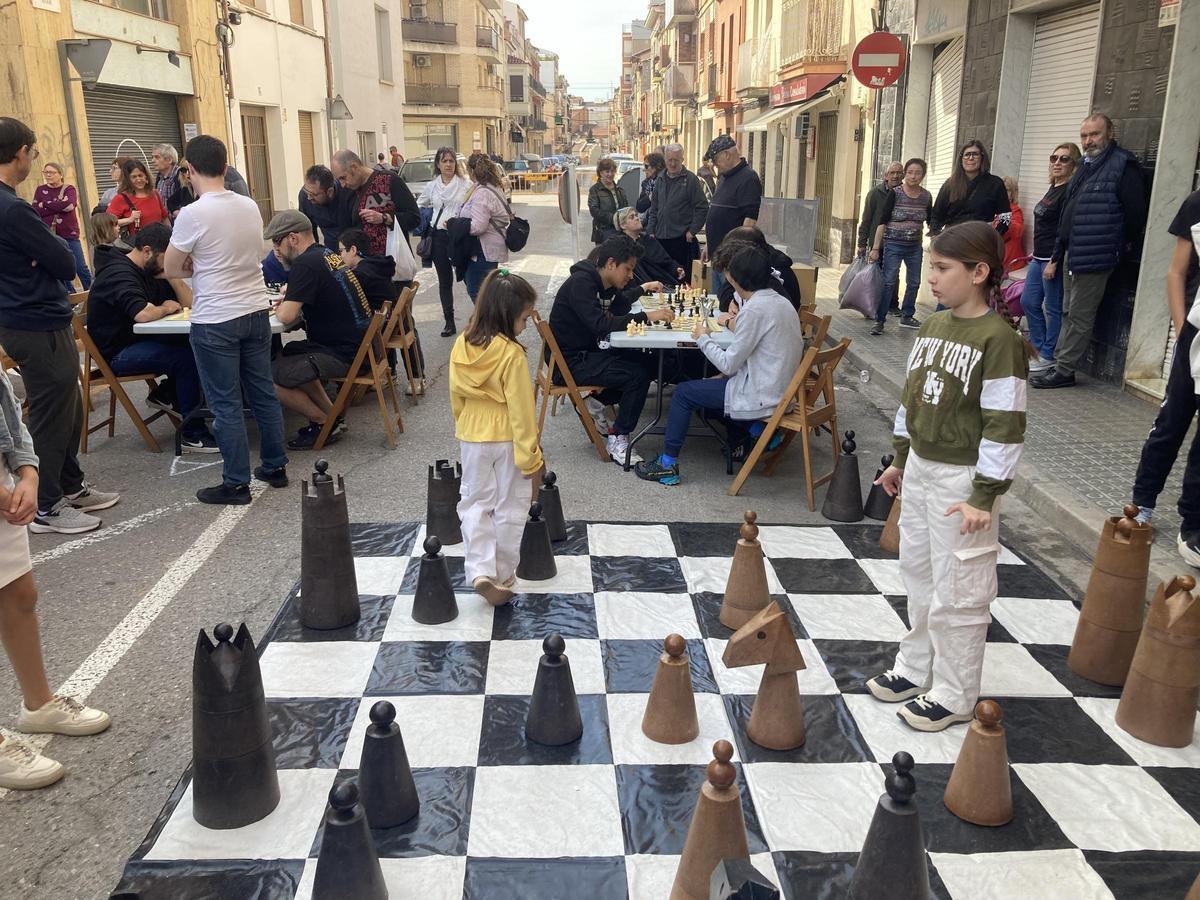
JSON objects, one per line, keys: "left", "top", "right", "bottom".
{"left": 890, "top": 451, "right": 1001, "bottom": 715}
{"left": 457, "top": 441, "right": 528, "bottom": 585}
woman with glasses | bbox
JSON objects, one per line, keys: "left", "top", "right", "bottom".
{"left": 929, "top": 141, "right": 1009, "bottom": 236}
{"left": 1024, "top": 143, "right": 1081, "bottom": 373}
{"left": 33, "top": 162, "right": 91, "bottom": 290}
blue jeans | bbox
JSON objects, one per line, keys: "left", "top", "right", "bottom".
{"left": 465, "top": 258, "right": 498, "bottom": 302}
{"left": 711, "top": 269, "right": 727, "bottom": 299}
{"left": 1020, "top": 257, "right": 1063, "bottom": 361}
{"left": 64, "top": 237, "right": 92, "bottom": 291}
{"left": 189, "top": 311, "right": 288, "bottom": 486}
{"left": 664, "top": 377, "right": 729, "bottom": 458}
{"left": 877, "top": 241, "right": 921, "bottom": 323}
{"left": 110, "top": 338, "right": 208, "bottom": 439}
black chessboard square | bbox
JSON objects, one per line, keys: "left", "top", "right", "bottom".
{"left": 829, "top": 523, "right": 893, "bottom": 559}
{"left": 722, "top": 694, "right": 873, "bottom": 765}
{"left": 400, "top": 556, "right": 467, "bottom": 593}
{"left": 270, "top": 592, "right": 395, "bottom": 644}
{"left": 476, "top": 694, "right": 612, "bottom": 766}
{"left": 1000, "top": 698, "right": 1135, "bottom": 765}
{"left": 881, "top": 595, "right": 1016, "bottom": 643}
{"left": 770, "top": 557, "right": 879, "bottom": 594}
{"left": 490, "top": 592, "right": 598, "bottom": 640}
{"left": 463, "top": 857, "right": 627, "bottom": 900}
{"left": 267, "top": 698, "right": 360, "bottom": 768}
{"left": 771, "top": 850, "right": 951, "bottom": 900}
{"left": 111, "top": 859, "right": 305, "bottom": 900}
{"left": 1083, "top": 850, "right": 1200, "bottom": 899}
{"left": 669, "top": 520, "right": 743, "bottom": 557}
{"left": 1021, "top": 645, "right": 1124, "bottom": 699}
{"left": 812, "top": 639, "right": 901, "bottom": 693}
{"left": 600, "top": 638, "right": 719, "bottom": 694}
{"left": 366, "top": 641, "right": 489, "bottom": 695}
{"left": 590, "top": 556, "right": 688, "bottom": 593}
{"left": 350, "top": 521, "right": 420, "bottom": 557}
{"left": 690, "top": 592, "right": 803, "bottom": 640}
{"left": 614, "top": 763, "right": 768, "bottom": 855}
{"left": 1145, "top": 767, "right": 1200, "bottom": 825}
{"left": 553, "top": 520, "right": 592, "bottom": 555}
{"left": 997, "top": 563, "right": 1073, "bottom": 601}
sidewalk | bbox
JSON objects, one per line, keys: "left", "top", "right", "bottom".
{"left": 812, "top": 266, "right": 1194, "bottom": 583}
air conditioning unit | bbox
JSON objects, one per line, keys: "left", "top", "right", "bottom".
{"left": 411, "top": 2, "right": 427, "bottom": 18}
{"left": 414, "top": 54, "right": 432, "bottom": 68}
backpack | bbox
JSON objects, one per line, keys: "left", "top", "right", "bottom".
{"left": 486, "top": 187, "right": 529, "bottom": 253}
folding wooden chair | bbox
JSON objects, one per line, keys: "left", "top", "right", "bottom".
{"left": 532, "top": 313, "right": 609, "bottom": 461}
{"left": 728, "top": 337, "right": 851, "bottom": 509}
{"left": 798, "top": 308, "right": 832, "bottom": 348}
{"left": 384, "top": 282, "right": 424, "bottom": 404}
{"left": 313, "top": 302, "right": 404, "bottom": 450}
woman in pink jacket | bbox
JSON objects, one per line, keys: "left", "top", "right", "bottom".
{"left": 460, "top": 153, "right": 511, "bottom": 302}
{"left": 32, "top": 162, "right": 91, "bottom": 290}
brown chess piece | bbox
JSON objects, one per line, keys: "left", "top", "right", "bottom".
{"left": 642, "top": 634, "right": 700, "bottom": 744}
{"left": 722, "top": 601, "right": 807, "bottom": 750}
{"left": 1115, "top": 575, "right": 1200, "bottom": 748}
{"left": 670, "top": 740, "right": 750, "bottom": 900}
{"left": 879, "top": 494, "right": 901, "bottom": 555}
{"left": 1186, "top": 870, "right": 1200, "bottom": 900}
{"left": 943, "top": 700, "right": 1013, "bottom": 826}
{"left": 719, "top": 511, "right": 771, "bottom": 630}
{"left": 1069, "top": 504, "right": 1153, "bottom": 686}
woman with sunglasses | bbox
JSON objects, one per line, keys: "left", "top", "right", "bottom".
{"left": 1024, "top": 143, "right": 1081, "bottom": 373}
{"left": 929, "top": 140, "right": 1010, "bottom": 236}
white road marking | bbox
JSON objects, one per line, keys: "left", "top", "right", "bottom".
{"left": 169, "top": 456, "right": 223, "bottom": 478}
{"left": 546, "top": 257, "right": 572, "bottom": 298}
{"left": 29, "top": 503, "right": 188, "bottom": 566}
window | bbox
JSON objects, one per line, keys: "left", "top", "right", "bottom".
{"left": 289, "top": 0, "right": 307, "bottom": 27}
{"left": 376, "top": 7, "right": 393, "bottom": 82}
{"left": 509, "top": 74, "right": 524, "bottom": 102}
{"left": 111, "top": 0, "right": 170, "bottom": 21}
{"left": 403, "top": 123, "right": 457, "bottom": 158}
{"left": 298, "top": 111, "right": 316, "bottom": 173}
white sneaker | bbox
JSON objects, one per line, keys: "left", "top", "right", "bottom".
{"left": 607, "top": 433, "right": 643, "bottom": 466}
{"left": 584, "top": 396, "right": 611, "bottom": 434}
{"left": 18, "top": 695, "right": 111, "bottom": 736}
{"left": 1028, "top": 356, "right": 1055, "bottom": 373}
{"left": 29, "top": 500, "right": 101, "bottom": 535}
{"left": 0, "top": 738, "right": 64, "bottom": 790}
{"left": 65, "top": 481, "right": 120, "bottom": 512}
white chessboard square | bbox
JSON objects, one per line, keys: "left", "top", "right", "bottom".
{"left": 409, "top": 525, "right": 466, "bottom": 557}
{"left": 259, "top": 641, "right": 378, "bottom": 698}
{"left": 483, "top": 638, "right": 607, "bottom": 695}
{"left": 587, "top": 523, "right": 677, "bottom": 557}
{"left": 593, "top": 591, "right": 702, "bottom": 640}
{"left": 787, "top": 593, "right": 907, "bottom": 641}
{"left": 990, "top": 596, "right": 1081, "bottom": 646}
{"left": 678, "top": 556, "right": 784, "bottom": 594}
{"left": 339, "top": 694, "right": 486, "bottom": 769}
{"left": 513, "top": 554, "right": 593, "bottom": 594}
{"left": 930, "top": 849, "right": 1114, "bottom": 900}
{"left": 704, "top": 637, "right": 840, "bottom": 696}
{"left": 468, "top": 765, "right": 623, "bottom": 857}
{"left": 383, "top": 593, "right": 496, "bottom": 642}
{"left": 744, "top": 761, "right": 881, "bottom": 852}
{"left": 754, "top": 526, "right": 853, "bottom": 559}
{"left": 624, "top": 852, "right": 780, "bottom": 900}
{"left": 1014, "top": 763, "right": 1200, "bottom": 852}
{"left": 295, "top": 855, "right": 468, "bottom": 900}
{"left": 855, "top": 558, "right": 906, "bottom": 596}
{"left": 354, "top": 557, "right": 412, "bottom": 596}
{"left": 980, "top": 643, "right": 1072, "bottom": 698}
{"left": 144, "top": 768, "right": 337, "bottom": 860}
{"left": 842, "top": 694, "right": 967, "bottom": 765}
{"left": 1074, "top": 697, "right": 1200, "bottom": 768}
{"left": 606, "top": 692, "right": 738, "bottom": 765}
{"left": 997, "top": 544, "right": 1025, "bottom": 566}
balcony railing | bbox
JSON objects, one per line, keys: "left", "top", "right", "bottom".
{"left": 706, "top": 63, "right": 717, "bottom": 101}
{"left": 476, "top": 26, "right": 499, "bottom": 52}
{"left": 529, "top": 76, "right": 546, "bottom": 97}
{"left": 405, "top": 82, "right": 461, "bottom": 105}
{"left": 663, "top": 63, "right": 694, "bottom": 104}
{"left": 402, "top": 19, "right": 457, "bottom": 44}
{"left": 736, "top": 37, "right": 775, "bottom": 97}
{"left": 780, "top": 0, "right": 844, "bottom": 67}
{"left": 529, "top": 119, "right": 548, "bottom": 131}
{"left": 665, "top": 0, "right": 695, "bottom": 26}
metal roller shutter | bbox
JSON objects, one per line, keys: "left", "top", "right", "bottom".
{"left": 924, "top": 36, "right": 965, "bottom": 204}
{"left": 1016, "top": 4, "right": 1101, "bottom": 255}
{"left": 82, "top": 85, "right": 183, "bottom": 202}
{"left": 298, "top": 111, "right": 317, "bottom": 175}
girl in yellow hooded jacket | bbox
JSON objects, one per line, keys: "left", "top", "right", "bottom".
{"left": 450, "top": 269, "right": 544, "bottom": 606}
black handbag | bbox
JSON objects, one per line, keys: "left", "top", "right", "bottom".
{"left": 416, "top": 207, "right": 442, "bottom": 259}
{"left": 487, "top": 187, "right": 529, "bottom": 253}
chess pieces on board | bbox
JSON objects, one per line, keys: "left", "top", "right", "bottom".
{"left": 538, "top": 471, "right": 567, "bottom": 543}
{"left": 709, "top": 857, "right": 781, "bottom": 899}
{"left": 821, "top": 431, "right": 864, "bottom": 522}
{"left": 847, "top": 752, "right": 931, "bottom": 900}
{"left": 1115, "top": 575, "right": 1200, "bottom": 748}
{"left": 517, "top": 501, "right": 557, "bottom": 581}
{"left": 642, "top": 634, "right": 700, "bottom": 744}
{"left": 722, "top": 602, "right": 807, "bottom": 751}
{"left": 412, "top": 536, "right": 459, "bottom": 625}
{"left": 191, "top": 622, "right": 281, "bottom": 830}
{"left": 879, "top": 493, "right": 901, "bottom": 555}
{"left": 359, "top": 700, "right": 420, "bottom": 828}
{"left": 719, "top": 511, "right": 771, "bottom": 630}
{"left": 300, "top": 459, "right": 361, "bottom": 631}
{"left": 1069, "top": 504, "right": 1152, "bottom": 686}
{"left": 626, "top": 320, "right": 648, "bottom": 336}
{"left": 526, "top": 634, "right": 583, "bottom": 746}
{"left": 426, "top": 459, "right": 463, "bottom": 545}
{"left": 943, "top": 701, "right": 1013, "bottom": 826}
{"left": 671, "top": 740, "right": 751, "bottom": 900}
{"left": 311, "top": 782, "right": 388, "bottom": 900}
{"left": 863, "top": 454, "right": 897, "bottom": 521}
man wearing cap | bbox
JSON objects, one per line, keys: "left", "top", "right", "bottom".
{"left": 701, "top": 134, "right": 763, "bottom": 296}
{"left": 265, "top": 209, "right": 373, "bottom": 450}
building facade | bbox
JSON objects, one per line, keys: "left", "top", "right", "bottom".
{"left": 328, "top": 0, "right": 407, "bottom": 165}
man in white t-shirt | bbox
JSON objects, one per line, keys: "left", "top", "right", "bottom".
{"left": 164, "top": 134, "right": 288, "bottom": 505}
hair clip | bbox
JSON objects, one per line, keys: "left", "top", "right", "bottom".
{"left": 499, "top": 267, "right": 510, "bottom": 276}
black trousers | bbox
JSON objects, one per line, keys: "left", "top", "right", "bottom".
{"left": 657, "top": 235, "right": 697, "bottom": 281}
{"left": 564, "top": 350, "right": 654, "bottom": 436}
{"left": 1132, "top": 320, "right": 1200, "bottom": 532}
{"left": 431, "top": 230, "right": 456, "bottom": 326}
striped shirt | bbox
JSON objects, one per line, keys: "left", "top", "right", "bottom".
{"left": 881, "top": 186, "right": 932, "bottom": 244}
{"left": 892, "top": 310, "right": 1028, "bottom": 510}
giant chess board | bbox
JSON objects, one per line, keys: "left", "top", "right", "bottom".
{"left": 114, "top": 520, "right": 1200, "bottom": 899}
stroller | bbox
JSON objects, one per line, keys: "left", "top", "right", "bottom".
{"left": 994, "top": 254, "right": 1030, "bottom": 326}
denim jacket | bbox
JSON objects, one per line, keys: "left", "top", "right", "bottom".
{"left": 0, "top": 370, "right": 38, "bottom": 474}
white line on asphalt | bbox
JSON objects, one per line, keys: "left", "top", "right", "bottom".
{"left": 30, "top": 503, "right": 188, "bottom": 566}
{"left": 546, "top": 257, "right": 571, "bottom": 298}
{"left": 169, "top": 456, "right": 222, "bottom": 478}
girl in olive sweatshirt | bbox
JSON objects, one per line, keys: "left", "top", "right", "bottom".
{"left": 866, "top": 221, "right": 1030, "bottom": 732}
{"left": 450, "top": 270, "right": 544, "bottom": 607}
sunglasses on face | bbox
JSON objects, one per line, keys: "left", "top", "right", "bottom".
{"left": 1049, "top": 154, "right": 1072, "bottom": 164}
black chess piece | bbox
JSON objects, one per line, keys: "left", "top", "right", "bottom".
{"left": 191, "top": 623, "right": 281, "bottom": 830}
{"left": 517, "top": 501, "right": 557, "bottom": 581}
{"left": 300, "top": 459, "right": 361, "bottom": 630}
{"left": 538, "top": 471, "right": 568, "bottom": 543}
{"left": 426, "top": 459, "right": 463, "bottom": 545}
{"left": 821, "top": 430, "right": 865, "bottom": 523}
{"left": 525, "top": 634, "right": 583, "bottom": 746}
{"left": 709, "top": 857, "right": 781, "bottom": 899}
{"left": 411, "top": 536, "right": 459, "bottom": 625}
{"left": 311, "top": 782, "right": 388, "bottom": 900}
{"left": 863, "top": 453, "right": 897, "bottom": 521}
{"left": 358, "top": 701, "right": 420, "bottom": 828}
{"left": 847, "top": 752, "right": 931, "bottom": 900}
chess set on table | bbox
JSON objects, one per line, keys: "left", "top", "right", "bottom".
{"left": 625, "top": 317, "right": 724, "bottom": 336}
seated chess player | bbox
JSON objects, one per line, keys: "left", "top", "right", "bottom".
{"left": 614, "top": 206, "right": 686, "bottom": 289}
{"left": 634, "top": 244, "right": 803, "bottom": 485}
{"left": 265, "top": 210, "right": 372, "bottom": 450}
{"left": 712, "top": 227, "right": 802, "bottom": 314}
{"left": 85, "top": 222, "right": 218, "bottom": 452}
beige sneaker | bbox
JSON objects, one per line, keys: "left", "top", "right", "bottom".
{"left": 18, "top": 695, "right": 111, "bottom": 736}
{"left": 499, "top": 575, "right": 518, "bottom": 589}
{"left": 0, "top": 737, "right": 65, "bottom": 790}
{"left": 473, "top": 576, "right": 514, "bottom": 607}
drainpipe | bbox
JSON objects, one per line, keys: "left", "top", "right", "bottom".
{"left": 217, "top": 0, "right": 237, "bottom": 154}
{"left": 320, "top": 0, "right": 337, "bottom": 154}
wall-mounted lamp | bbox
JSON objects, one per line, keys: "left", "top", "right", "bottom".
{"left": 135, "top": 44, "right": 181, "bottom": 67}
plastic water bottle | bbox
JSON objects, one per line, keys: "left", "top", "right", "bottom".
{"left": 859, "top": 369, "right": 870, "bottom": 384}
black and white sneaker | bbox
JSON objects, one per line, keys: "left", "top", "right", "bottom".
{"left": 1178, "top": 529, "right": 1200, "bottom": 569}
{"left": 146, "top": 382, "right": 176, "bottom": 413}
{"left": 180, "top": 433, "right": 220, "bottom": 453}
{"left": 869, "top": 322, "right": 885, "bottom": 336}
{"left": 865, "top": 669, "right": 925, "bottom": 703}
{"left": 900, "top": 316, "right": 921, "bottom": 329}
{"left": 897, "top": 695, "right": 974, "bottom": 732}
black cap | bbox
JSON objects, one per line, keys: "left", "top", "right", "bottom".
{"left": 703, "top": 133, "right": 737, "bottom": 161}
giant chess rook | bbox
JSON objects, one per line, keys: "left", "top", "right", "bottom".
{"left": 300, "top": 459, "right": 360, "bottom": 630}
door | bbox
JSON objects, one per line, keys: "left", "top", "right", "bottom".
{"left": 298, "top": 110, "right": 317, "bottom": 175}
{"left": 82, "top": 85, "right": 183, "bottom": 203}
{"left": 924, "top": 36, "right": 965, "bottom": 203}
{"left": 813, "top": 112, "right": 837, "bottom": 259}
{"left": 239, "top": 106, "right": 274, "bottom": 223}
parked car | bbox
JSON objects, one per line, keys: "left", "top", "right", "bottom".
{"left": 401, "top": 152, "right": 511, "bottom": 203}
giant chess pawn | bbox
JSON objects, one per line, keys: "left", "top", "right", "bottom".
{"left": 821, "top": 431, "right": 864, "bottom": 522}
{"left": 848, "top": 752, "right": 931, "bottom": 900}
{"left": 718, "top": 511, "right": 771, "bottom": 630}
{"left": 538, "top": 471, "right": 568, "bottom": 543}
{"left": 300, "top": 459, "right": 361, "bottom": 630}
{"left": 863, "top": 454, "right": 897, "bottom": 521}
{"left": 1069, "top": 504, "right": 1153, "bottom": 685}
{"left": 671, "top": 740, "right": 750, "bottom": 900}
{"left": 358, "top": 700, "right": 420, "bottom": 828}
{"left": 526, "top": 634, "right": 583, "bottom": 746}
{"left": 311, "top": 782, "right": 388, "bottom": 900}
{"left": 1115, "top": 575, "right": 1200, "bottom": 747}
{"left": 642, "top": 634, "right": 700, "bottom": 744}
{"left": 426, "top": 459, "right": 463, "bottom": 545}
{"left": 191, "top": 623, "right": 281, "bottom": 830}
{"left": 517, "top": 501, "right": 557, "bottom": 581}
{"left": 879, "top": 493, "right": 901, "bottom": 555}
{"left": 943, "top": 700, "right": 1013, "bottom": 826}
{"left": 412, "top": 536, "right": 459, "bottom": 625}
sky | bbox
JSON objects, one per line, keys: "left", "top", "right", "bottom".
{"left": 518, "top": 0, "right": 650, "bottom": 101}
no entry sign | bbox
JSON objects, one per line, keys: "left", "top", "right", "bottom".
{"left": 851, "top": 31, "right": 907, "bottom": 89}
